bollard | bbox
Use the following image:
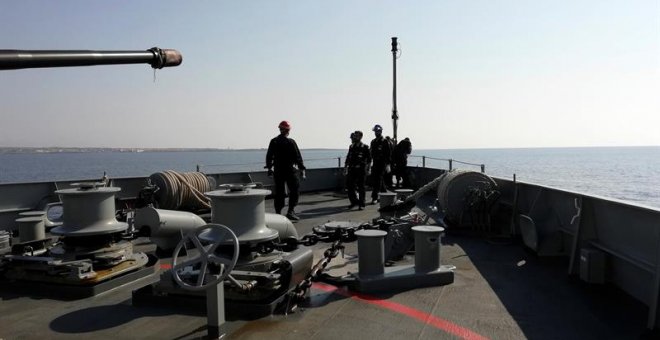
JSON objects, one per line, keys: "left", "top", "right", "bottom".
{"left": 422, "top": 156, "right": 426, "bottom": 168}
{"left": 16, "top": 216, "right": 46, "bottom": 243}
{"left": 379, "top": 192, "right": 397, "bottom": 207}
{"left": 394, "top": 188, "right": 413, "bottom": 201}
{"left": 412, "top": 225, "right": 445, "bottom": 272}
{"left": 481, "top": 164, "right": 485, "bottom": 173}
{"left": 379, "top": 192, "right": 397, "bottom": 217}
{"left": 448, "top": 159, "right": 453, "bottom": 170}
{"left": 355, "top": 229, "right": 388, "bottom": 276}
{"left": 337, "top": 157, "right": 341, "bottom": 168}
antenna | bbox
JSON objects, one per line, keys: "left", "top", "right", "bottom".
{"left": 391, "top": 37, "right": 399, "bottom": 145}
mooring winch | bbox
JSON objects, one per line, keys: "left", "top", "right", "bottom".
{"left": 133, "top": 182, "right": 300, "bottom": 252}
{"left": 202, "top": 184, "right": 279, "bottom": 244}
{"left": 133, "top": 183, "right": 314, "bottom": 318}
{"left": 0, "top": 182, "right": 157, "bottom": 297}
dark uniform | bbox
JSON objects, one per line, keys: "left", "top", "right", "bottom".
{"left": 384, "top": 136, "right": 395, "bottom": 189}
{"left": 266, "top": 134, "right": 306, "bottom": 215}
{"left": 345, "top": 140, "right": 371, "bottom": 207}
{"left": 393, "top": 138, "right": 412, "bottom": 188}
{"left": 370, "top": 135, "right": 392, "bottom": 201}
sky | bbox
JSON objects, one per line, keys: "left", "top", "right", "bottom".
{"left": 1, "top": 1, "right": 658, "bottom": 149}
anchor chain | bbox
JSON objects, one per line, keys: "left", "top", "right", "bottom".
{"left": 288, "top": 239, "right": 344, "bottom": 306}
{"left": 281, "top": 222, "right": 380, "bottom": 312}
{"left": 274, "top": 221, "right": 379, "bottom": 251}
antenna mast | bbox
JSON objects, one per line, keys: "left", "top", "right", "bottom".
{"left": 391, "top": 37, "right": 399, "bottom": 144}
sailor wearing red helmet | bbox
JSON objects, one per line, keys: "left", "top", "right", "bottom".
{"left": 265, "top": 120, "right": 306, "bottom": 221}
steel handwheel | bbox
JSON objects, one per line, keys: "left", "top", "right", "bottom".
{"left": 171, "top": 223, "right": 239, "bottom": 291}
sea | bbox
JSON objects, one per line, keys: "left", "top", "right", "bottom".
{"left": 1, "top": 146, "right": 659, "bottom": 209}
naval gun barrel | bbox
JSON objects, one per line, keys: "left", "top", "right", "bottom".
{"left": 0, "top": 47, "right": 182, "bottom": 70}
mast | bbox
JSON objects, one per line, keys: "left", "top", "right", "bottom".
{"left": 391, "top": 37, "right": 399, "bottom": 145}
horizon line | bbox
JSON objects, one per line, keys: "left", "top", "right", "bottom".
{"left": 0, "top": 145, "right": 658, "bottom": 151}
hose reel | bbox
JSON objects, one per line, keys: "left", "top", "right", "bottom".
{"left": 436, "top": 170, "right": 500, "bottom": 229}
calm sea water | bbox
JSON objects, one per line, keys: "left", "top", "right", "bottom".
{"left": 1, "top": 147, "right": 658, "bottom": 208}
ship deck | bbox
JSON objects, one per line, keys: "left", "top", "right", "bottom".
{"left": 0, "top": 191, "right": 650, "bottom": 339}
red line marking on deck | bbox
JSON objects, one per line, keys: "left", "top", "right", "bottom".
{"left": 160, "top": 263, "right": 172, "bottom": 270}
{"left": 312, "top": 282, "right": 489, "bottom": 340}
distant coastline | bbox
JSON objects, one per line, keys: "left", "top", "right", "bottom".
{"left": 0, "top": 147, "right": 255, "bottom": 154}
{"left": 0, "top": 147, "right": 342, "bottom": 154}
{"left": 0, "top": 145, "right": 655, "bottom": 154}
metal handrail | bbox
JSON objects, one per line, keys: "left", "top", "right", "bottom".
{"left": 410, "top": 155, "right": 449, "bottom": 162}
{"left": 409, "top": 155, "right": 486, "bottom": 173}
{"left": 196, "top": 157, "right": 343, "bottom": 172}
{"left": 199, "top": 161, "right": 263, "bottom": 168}
{"left": 452, "top": 159, "right": 483, "bottom": 167}
{"left": 196, "top": 154, "right": 486, "bottom": 173}
{"left": 305, "top": 157, "right": 343, "bottom": 163}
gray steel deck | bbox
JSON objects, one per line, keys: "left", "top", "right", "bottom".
{"left": 0, "top": 191, "right": 649, "bottom": 339}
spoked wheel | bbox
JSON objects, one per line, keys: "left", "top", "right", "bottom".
{"left": 171, "top": 223, "right": 239, "bottom": 291}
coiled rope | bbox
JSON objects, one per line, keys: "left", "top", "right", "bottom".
{"left": 378, "top": 172, "right": 448, "bottom": 213}
{"left": 149, "top": 170, "right": 212, "bottom": 210}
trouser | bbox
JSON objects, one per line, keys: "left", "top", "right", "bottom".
{"left": 346, "top": 167, "right": 366, "bottom": 206}
{"left": 371, "top": 162, "right": 387, "bottom": 200}
{"left": 395, "top": 162, "right": 410, "bottom": 188}
{"left": 274, "top": 170, "right": 299, "bottom": 214}
{"left": 384, "top": 165, "right": 393, "bottom": 189}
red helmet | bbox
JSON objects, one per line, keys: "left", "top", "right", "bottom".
{"left": 278, "top": 120, "right": 291, "bottom": 130}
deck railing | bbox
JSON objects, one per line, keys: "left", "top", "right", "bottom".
{"left": 196, "top": 155, "right": 486, "bottom": 173}
{"left": 409, "top": 155, "right": 485, "bottom": 173}
{"left": 196, "top": 157, "right": 343, "bottom": 172}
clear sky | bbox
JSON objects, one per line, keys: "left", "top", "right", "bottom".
{"left": 1, "top": 1, "right": 658, "bottom": 149}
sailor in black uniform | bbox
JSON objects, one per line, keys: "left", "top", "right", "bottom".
{"left": 265, "top": 120, "right": 306, "bottom": 221}
{"left": 369, "top": 124, "right": 392, "bottom": 204}
{"left": 344, "top": 130, "right": 371, "bottom": 210}
{"left": 393, "top": 137, "right": 412, "bottom": 188}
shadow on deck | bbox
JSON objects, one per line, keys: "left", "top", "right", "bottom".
{"left": 411, "top": 192, "right": 651, "bottom": 340}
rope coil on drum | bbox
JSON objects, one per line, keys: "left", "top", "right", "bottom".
{"left": 436, "top": 170, "right": 498, "bottom": 226}
{"left": 149, "top": 170, "right": 213, "bottom": 211}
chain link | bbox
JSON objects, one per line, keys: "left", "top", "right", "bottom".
{"left": 286, "top": 239, "right": 344, "bottom": 311}
{"left": 282, "top": 221, "right": 378, "bottom": 312}
{"left": 274, "top": 215, "right": 424, "bottom": 252}
{"left": 300, "top": 234, "right": 319, "bottom": 247}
